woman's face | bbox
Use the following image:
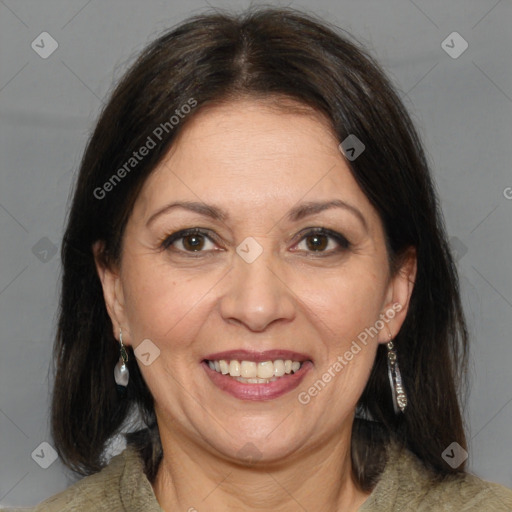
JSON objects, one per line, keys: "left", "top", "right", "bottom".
{"left": 96, "top": 98, "right": 415, "bottom": 464}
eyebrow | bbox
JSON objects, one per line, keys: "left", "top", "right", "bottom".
{"left": 288, "top": 199, "right": 368, "bottom": 231}
{"left": 146, "top": 199, "right": 368, "bottom": 231}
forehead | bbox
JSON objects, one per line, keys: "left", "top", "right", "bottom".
{"left": 133, "top": 98, "right": 376, "bottom": 224}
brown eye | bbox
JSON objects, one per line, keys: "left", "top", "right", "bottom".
{"left": 182, "top": 234, "right": 206, "bottom": 251}
{"left": 305, "top": 234, "right": 329, "bottom": 251}
{"left": 294, "top": 228, "right": 350, "bottom": 255}
{"left": 161, "top": 228, "right": 217, "bottom": 253}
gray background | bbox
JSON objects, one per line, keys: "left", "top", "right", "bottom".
{"left": 1, "top": 0, "right": 511, "bottom": 507}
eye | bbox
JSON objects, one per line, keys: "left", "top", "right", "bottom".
{"left": 160, "top": 227, "right": 350, "bottom": 256}
{"left": 293, "top": 228, "right": 350, "bottom": 254}
{"left": 160, "top": 228, "right": 217, "bottom": 253}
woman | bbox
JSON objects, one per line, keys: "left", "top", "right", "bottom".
{"left": 15, "top": 7, "right": 512, "bottom": 511}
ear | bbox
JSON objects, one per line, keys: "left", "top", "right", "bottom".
{"left": 92, "top": 240, "right": 131, "bottom": 345}
{"left": 378, "top": 246, "right": 417, "bottom": 344}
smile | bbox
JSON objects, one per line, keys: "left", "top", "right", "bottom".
{"left": 202, "top": 351, "right": 313, "bottom": 401}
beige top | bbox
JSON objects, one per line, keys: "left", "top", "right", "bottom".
{"left": 5, "top": 441, "right": 512, "bottom": 511}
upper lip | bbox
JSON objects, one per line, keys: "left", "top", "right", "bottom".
{"left": 203, "top": 349, "right": 312, "bottom": 363}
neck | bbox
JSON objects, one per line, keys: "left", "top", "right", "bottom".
{"left": 152, "top": 415, "right": 371, "bottom": 512}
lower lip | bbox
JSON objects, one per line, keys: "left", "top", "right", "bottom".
{"left": 202, "top": 360, "right": 313, "bottom": 401}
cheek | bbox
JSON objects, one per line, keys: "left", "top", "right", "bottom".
{"left": 298, "top": 264, "right": 385, "bottom": 347}
{"left": 121, "top": 247, "right": 387, "bottom": 357}
{"left": 121, "top": 255, "right": 218, "bottom": 346}
{"left": 293, "top": 269, "right": 384, "bottom": 417}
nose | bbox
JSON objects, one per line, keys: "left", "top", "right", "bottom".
{"left": 219, "top": 248, "right": 296, "bottom": 332}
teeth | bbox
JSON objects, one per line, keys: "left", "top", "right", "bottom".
{"left": 273, "top": 359, "right": 285, "bottom": 377}
{"left": 235, "top": 376, "right": 279, "bottom": 384}
{"left": 207, "top": 358, "right": 305, "bottom": 380}
{"left": 257, "top": 361, "right": 274, "bottom": 379}
{"left": 219, "top": 360, "right": 229, "bottom": 374}
{"left": 229, "top": 360, "right": 241, "bottom": 376}
{"left": 240, "top": 361, "right": 257, "bottom": 378}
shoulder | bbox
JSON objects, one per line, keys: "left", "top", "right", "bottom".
{"left": 360, "top": 441, "right": 512, "bottom": 511}
{"left": 4, "top": 445, "right": 161, "bottom": 512}
{"left": 417, "top": 469, "right": 512, "bottom": 510}
{"left": 22, "top": 449, "right": 128, "bottom": 512}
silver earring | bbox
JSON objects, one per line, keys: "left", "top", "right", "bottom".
{"left": 114, "top": 329, "right": 129, "bottom": 393}
{"left": 386, "top": 331, "right": 407, "bottom": 414}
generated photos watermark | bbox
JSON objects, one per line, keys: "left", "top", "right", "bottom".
{"left": 93, "top": 98, "right": 197, "bottom": 200}
{"left": 297, "top": 303, "right": 402, "bottom": 405}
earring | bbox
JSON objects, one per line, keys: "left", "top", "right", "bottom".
{"left": 386, "top": 329, "right": 407, "bottom": 414}
{"left": 114, "top": 329, "right": 129, "bottom": 395}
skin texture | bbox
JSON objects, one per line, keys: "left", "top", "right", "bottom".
{"left": 94, "top": 98, "right": 417, "bottom": 511}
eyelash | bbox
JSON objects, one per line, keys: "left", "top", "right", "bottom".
{"left": 159, "top": 227, "right": 350, "bottom": 257}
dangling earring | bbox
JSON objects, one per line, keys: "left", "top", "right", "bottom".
{"left": 114, "top": 329, "right": 129, "bottom": 395}
{"left": 386, "top": 328, "right": 407, "bottom": 414}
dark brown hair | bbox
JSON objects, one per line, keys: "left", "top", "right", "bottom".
{"left": 52, "top": 6, "right": 469, "bottom": 490}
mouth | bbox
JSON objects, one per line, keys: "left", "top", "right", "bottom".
{"left": 201, "top": 349, "right": 313, "bottom": 401}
